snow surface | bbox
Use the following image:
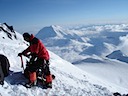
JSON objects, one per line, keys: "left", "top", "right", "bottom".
{"left": 0, "top": 23, "right": 117, "bottom": 96}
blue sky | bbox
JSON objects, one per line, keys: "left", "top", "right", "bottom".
{"left": 0, "top": 0, "right": 128, "bottom": 33}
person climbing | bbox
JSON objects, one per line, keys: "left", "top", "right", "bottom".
{"left": 18, "top": 33, "right": 52, "bottom": 88}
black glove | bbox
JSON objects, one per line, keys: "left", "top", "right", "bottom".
{"left": 46, "top": 60, "right": 50, "bottom": 65}
{"left": 18, "top": 53, "right": 22, "bottom": 56}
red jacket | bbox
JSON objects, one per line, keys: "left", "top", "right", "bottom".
{"left": 23, "top": 34, "right": 49, "bottom": 60}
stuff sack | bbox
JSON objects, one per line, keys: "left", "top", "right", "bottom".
{"left": 0, "top": 54, "right": 10, "bottom": 77}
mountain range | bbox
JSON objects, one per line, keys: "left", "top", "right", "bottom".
{"left": 36, "top": 24, "right": 128, "bottom": 63}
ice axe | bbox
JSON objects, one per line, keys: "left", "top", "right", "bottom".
{"left": 20, "top": 55, "right": 25, "bottom": 71}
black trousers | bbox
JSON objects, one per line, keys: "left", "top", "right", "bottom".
{"left": 27, "top": 58, "right": 51, "bottom": 76}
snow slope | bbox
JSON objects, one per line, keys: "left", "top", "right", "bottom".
{"left": 0, "top": 23, "right": 117, "bottom": 95}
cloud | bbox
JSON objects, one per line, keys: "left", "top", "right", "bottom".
{"left": 119, "top": 35, "right": 128, "bottom": 56}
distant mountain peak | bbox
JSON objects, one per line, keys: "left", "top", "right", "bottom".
{"left": 36, "top": 25, "right": 64, "bottom": 39}
{"left": 106, "top": 50, "right": 128, "bottom": 63}
{"left": 51, "top": 25, "right": 62, "bottom": 29}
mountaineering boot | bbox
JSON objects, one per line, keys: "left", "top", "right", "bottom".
{"left": 25, "top": 72, "right": 37, "bottom": 88}
{"left": 25, "top": 80, "right": 37, "bottom": 88}
{"left": 29, "top": 72, "right": 36, "bottom": 82}
{"left": 46, "top": 82, "right": 52, "bottom": 88}
{"left": 46, "top": 74, "right": 52, "bottom": 88}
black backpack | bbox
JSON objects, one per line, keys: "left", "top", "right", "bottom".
{"left": 0, "top": 54, "right": 10, "bottom": 85}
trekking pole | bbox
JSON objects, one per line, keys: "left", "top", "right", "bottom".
{"left": 20, "top": 55, "right": 25, "bottom": 71}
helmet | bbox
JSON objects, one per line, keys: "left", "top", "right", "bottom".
{"left": 23, "top": 33, "right": 30, "bottom": 38}
{"left": 23, "top": 33, "right": 30, "bottom": 42}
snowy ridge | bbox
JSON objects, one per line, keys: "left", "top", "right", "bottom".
{"left": 0, "top": 23, "right": 17, "bottom": 40}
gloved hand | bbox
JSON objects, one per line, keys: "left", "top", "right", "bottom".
{"left": 46, "top": 60, "right": 50, "bottom": 65}
{"left": 18, "top": 53, "right": 22, "bottom": 56}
